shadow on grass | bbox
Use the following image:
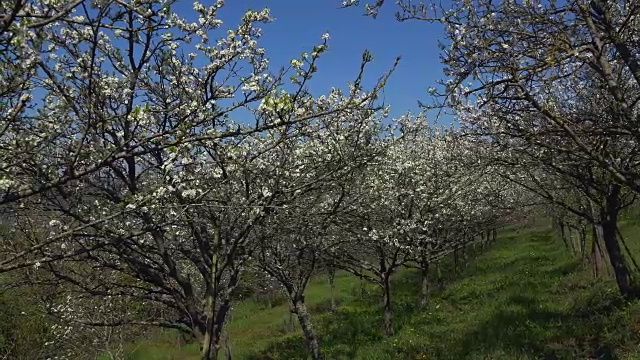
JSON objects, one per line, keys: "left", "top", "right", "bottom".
{"left": 248, "top": 230, "right": 637, "bottom": 360}
{"left": 448, "top": 233, "right": 625, "bottom": 360}
{"left": 450, "top": 287, "right": 623, "bottom": 360}
{"left": 451, "top": 294, "right": 567, "bottom": 359}
{"left": 246, "top": 305, "right": 385, "bottom": 359}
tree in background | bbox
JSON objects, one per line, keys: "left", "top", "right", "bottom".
{"left": 345, "top": 0, "right": 640, "bottom": 299}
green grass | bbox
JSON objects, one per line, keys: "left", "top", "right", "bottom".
{"left": 119, "top": 225, "right": 640, "bottom": 359}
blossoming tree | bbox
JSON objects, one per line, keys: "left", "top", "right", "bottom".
{"left": 1, "top": 1, "right": 400, "bottom": 359}
{"left": 345, "top": 0, "right": 640, "bottom": 299}
{"left": 0, "top": 0, "right": 396, "bottom": 276}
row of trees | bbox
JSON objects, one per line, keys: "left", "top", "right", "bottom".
{"left": 346, "top": 0, "right": 640, "bottom": 299}
{"left": 3, "top": 110, "right": 513, "bottom": 360}
{"left": 252, "top": 117, "right": 513, "bottom": 358}
{"left": 0, "top": 1, "right": 516, "bottom": 359}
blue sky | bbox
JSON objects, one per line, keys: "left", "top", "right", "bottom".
{"left": 212, "top": 1, "right": 451, "bottom": 123}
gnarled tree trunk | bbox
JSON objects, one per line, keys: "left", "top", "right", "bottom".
{"left": 201, "top": 244, "right": 241, "bottom": 360}
{"left": 419, "top": 260, "right": 430, "bottom": 308}
{"left": 601, "top": 185, "right": 637, "bottom": 300}
{"left": 328, "top": 267, "right": 336, "bottom": 311}
{"left": 292, "top": 295, "right": 322, "bottom": 360}
{"left": 381, "top": 272, "right": 394, "bottom": 336}
{"left": 201, "top": 295, "right": 233, "bottom": 360}
{"left": 558, "top": 221, "right": 571, "bottom": 252}
{"left": 591, "top": 220, "right": 604, "bottom": 278}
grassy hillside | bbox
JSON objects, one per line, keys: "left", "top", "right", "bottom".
{"left": 121, "top": 226, "right": 640, "bottom": 360}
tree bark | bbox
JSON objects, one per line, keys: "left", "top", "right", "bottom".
{"left": 420, "top": 261, "right": 430, "bottom": 308}
{"left": 292, "top": 296, "right": 322, "bottom": 360}
{"left": 591, "top": 221, "right": 604, "bottom": 278}
{"left": 381, "top": 273, "right": 394, "bottom": 336}
{"left": 567, "top": 226, "right": 575, "bottom": 254}
{"left": 435, "top": 262, "right": 444, "bottom": 290}
{"left": 201, "top": 240, "right": 240, "bottom": 360}
{"left": 601, "top": 185, "right": 637, "bottom": 300}
{"left": 201, "top": 307, "right": 217, "bottom": 360}
{"left": 559, "top": 221, "right": 570, "bottom": 251}
{"left": 579, "top": 226, "right": 587, "bottom": 260}
{"left": 222, "top": 327, "right": 232, "bottom": 360}
{"left": 328, "top": 267, "right": 336, "bottom": 311}
{"left": 287, "top": 311, "right": 295, "bottom": 332}
{"left": 359, "top": 272, "right": 366, "bottom": 297}
{"left": 617, "top": 227, "right": 640, "bottom": 273}
{"left": 589, "top": 199, "right": 608, "bottom": 276}
{"left": 201, "top": 300, "right": 232, "bottom": 360}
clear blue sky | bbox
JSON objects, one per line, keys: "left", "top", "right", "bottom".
{"left": 212, "top": 1, "right": 450, "bottom": 123}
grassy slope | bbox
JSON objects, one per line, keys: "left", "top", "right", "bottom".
{"left": 124, "top": 225, "right": 640, "bottom": 360}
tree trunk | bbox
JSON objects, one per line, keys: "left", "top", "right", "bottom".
{"left": 589, "top": 199, "right": 608, "bottom": 276}
{"left": 202, "top": 234, "right": 220, "bottom": 360}
{"left": 201, "top": 250, "right": 240, "bottom": 360}
{"left": 567, "top": 226, "right": 575, "bottom": 254}
{"left": 435, "top": 262, "right": 444, "bottom": 290}
{"left": 381, "top": 273, "right": 394, "bottom": 336}
{"left": 287, "top": 311, "right": 295, "bottom": 332}
{"left": 201, "top": 300, "right": 232, "bottom": 360}
{"left": 328, "top": 267, "right": 336, "bottom": 311}
{"left": 201, "top": 297, "right": 218, "bottom": 360}
{"left": 292, "top": 296, "right": 322, "bottom": 360}
{"left": 602, "top": 218, "right": 633, "bottom": 297}
{"left": 579, "top": 226, "right": 587, "bottom": 260}
{"left": 222, "top": 328, "right": 232, "bottom": 360}
{"left": 200, "top": 327, "right": 218, "bottom": 360}
{"left": 224, "top": 341, "right": 232, "bottom": 360}
{"left": 601, "top": 185, "right": 637, "bottom": 300}
{"left": 591, "top": 221, "right": 604, "bottom": 278}
{"left": 359, "top": 270, "right": 366, "bottom": 296}
{"left": 559, "top": 221, "right": 570, "bottom": 251}
{"left": 617, "top": 227, "right": 640, "bottom": 273}
{"left": 223, "top": 310, "right": 233, "bottom": 360}
{"left": 420, "top": 262, "right": 430, "bottom": 308}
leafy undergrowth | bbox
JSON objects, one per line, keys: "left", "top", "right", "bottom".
{"left": 123, "top": 227, "right": 640, "bottom": 359}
